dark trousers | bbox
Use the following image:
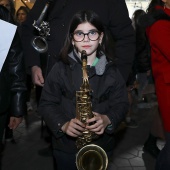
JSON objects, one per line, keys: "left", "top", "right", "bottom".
{"left": 53, "top": 149, "right": 113, "bottom": 170}
{"left": 0, "top": 113, "right": 7, "bottom": 142}
{"left": 53, "top": 150, "right": 77, "bottom": 170}
{"left": 35, "top": 85, "right": 42, "bottom": 106}
{"left": 26, "top": 74, "right": 33, "bottom": 102}
{"left": 155, "top": 132, "right": 170, "bottom": 170}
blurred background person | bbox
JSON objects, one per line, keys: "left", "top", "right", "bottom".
{"left": 16, "top": 6, "right": 33, "bottom": 112}
{"left": 0, "top": 0, "right": 15, "bottom": 18}
{"left": 125, "top": 9, "right": 150, "bottom": 128}
{"left": 16, "top": 6, "right": 29, "bottom": 25}
{"left": 132, "top": 9, "right": 151, "bottom": 102}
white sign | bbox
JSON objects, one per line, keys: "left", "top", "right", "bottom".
{"left": 0, "top": 19, "right": 17, "bottom": 71}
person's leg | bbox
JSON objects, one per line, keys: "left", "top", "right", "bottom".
{"left": 126, "top": 87, "right": 138, "bottom": 128}
{"left": 26, "top": 74, "right": 33, "bottom": 111}
{"left": 5, "top": 114, "right": 14, "bottom": 142}
{"left": 144, "top": 109, "right": 164, "bottom": 158}
{"left": 137, "top": 73, "right": 148, "bottom": 101}
{"left": 155, "top": 132, "right": 170, "bottom": 170}
{"left": 53, "top": 148, "right": 114, "bottom": 170}
{"left": 53, "top": 150, "right": 77, "bottom": 170}
{"left": 150, "top": 109, "right": 165, "bottom": 140}
{"left": 35, "top": 86, "right": 42, "bottom": 106}
{"left": 0, "top": 114, "right": 7, "bottom": 141}
{"left": 0, "top": 113, "right": 7, "bottom": 152}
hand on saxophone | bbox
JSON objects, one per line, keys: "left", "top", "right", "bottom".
{"left": 61, "top": 118, "right": 85, "bottom": 137}
{"left": 86, "top": 112, "right": 111, "bottom": 135}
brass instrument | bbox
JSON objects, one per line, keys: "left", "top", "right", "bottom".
{"left": 76, "top": 50, "right": 108, "bottom": 170}
{"left": 32, "top": 1, "right": 51, "bottom": 53}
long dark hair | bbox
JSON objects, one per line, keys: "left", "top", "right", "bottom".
{"left": 16, "top": 6, "right": 29, "bottom": 17}
{"left": 59, "top": 10, "right": 115, "bottom": 64}
{"left": 0, "top": 5, "right": 14, "bottom": 23}
{"left": 146, "top": 0, "right": 164, "bottom": 13}
{"left": 132, "top": 9, "right": 146, "bottom": 29}
{"left": 8, "top": 0, "right": 15, "bottom": 17}
{"left": 16, "top": 6, "right": 29, "bottom": 24}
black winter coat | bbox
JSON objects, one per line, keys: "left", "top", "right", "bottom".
{"left": 38, "top": 53, "right": 129, "bottom": 153}
{"left": 22, "top": 0, "right": 135, "bottom": 82}
{"left": 0, "top": 32, "right": 27, "bottom": 116}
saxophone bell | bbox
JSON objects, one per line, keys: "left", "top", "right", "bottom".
{"left": 32, "top": 36, "right": 48, "bottom": 53}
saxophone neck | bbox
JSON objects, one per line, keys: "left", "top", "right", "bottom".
{"left": 81, "top": 51, "right": 90, "bottom": 89}
{"left": 82, "top": 63, "right": 88, "bottom": 81}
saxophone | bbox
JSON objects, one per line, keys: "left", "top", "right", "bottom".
{"left": 76, "top": 50, "right": 108, "bottom": 170}
{"left": 32, "top": 1, "right": 52, "bottom": 53}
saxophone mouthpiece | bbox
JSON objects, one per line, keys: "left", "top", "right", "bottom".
{"left": 81, "top": 50, "right": 87, "bottom": 61}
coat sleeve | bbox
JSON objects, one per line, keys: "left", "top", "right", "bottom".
{"left": 108, "top": 0, "right": 136, "bottom": 82}
{"left": 38, "top": 63, "right": 70, "bottom": 138}
{"left": 8, "top": 32, "right": 27, "bottom": 117}
{"left": 106, "top": 69, "right": 129, "bottom": 134}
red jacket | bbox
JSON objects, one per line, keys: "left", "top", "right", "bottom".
{"left": 147, "top": 6, "right": 170, "bottom": 132}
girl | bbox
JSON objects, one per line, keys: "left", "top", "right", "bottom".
{"left": 38, "top": 10, "right": 128, "bottom": 170}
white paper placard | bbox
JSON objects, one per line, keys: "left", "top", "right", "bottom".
{"left": 0, "top": 19, "right": 17, "bottom": 72}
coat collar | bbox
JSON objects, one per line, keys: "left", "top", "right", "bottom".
{"left": 68, "top": 50, "right": 108, "bottom": 76}
{"left": 140, "top": 8, "right": 170, "bottom": 28}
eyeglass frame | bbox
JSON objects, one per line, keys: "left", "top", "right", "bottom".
{"left": 71, "top": 30, "right": 101, "bottom": 42}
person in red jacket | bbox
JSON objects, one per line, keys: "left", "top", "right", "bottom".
{"left": 142, "top": 0, "right": 170, "bottom": 169}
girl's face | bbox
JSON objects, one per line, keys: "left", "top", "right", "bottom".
{"left": 0, "top": 0, "right": 10, "bottom": 11}
{"left": 72, "top": 22, "right": 103, "bottom": 57}
{"left": 162, "top": 0, "right": 170, "bottom": 9}
{"left": 17, "top": 9, "right": 27, "bottom": 23}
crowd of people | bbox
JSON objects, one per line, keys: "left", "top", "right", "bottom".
{"left": 0, "top": 0, "right": 170, "bottom": 169}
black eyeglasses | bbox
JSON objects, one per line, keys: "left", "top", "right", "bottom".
{"left": 72, "top": 30, "right": 101, "bottom": 42}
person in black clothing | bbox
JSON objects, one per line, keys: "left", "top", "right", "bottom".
{"left": 38, "top": 10, "right": 129, "bottom": 169}
{"left": 0, "top": 0, "right": 15, "bottom": 17}
{"left": 22, "top": 0, "right": 135, "bottom": 158}
{"left": 16, "top": 6, "right": 29, "bottom": 24}
{"left": 16, "top": 6, "right": 33, "bottom": 112}
{"left": 125, "top": 9, "right": 151, "bottom": 128}
{"left": 21, "top": 0, "right": 135, "bottom": 86}
{"left": 132, "top": 9, "right": 151, "bottom": 102}
{"left": 0, "top": 0, "right": 25, "bottom": 143}
{"left": 0, "top": 5, "right": 27, "bottom": 153}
